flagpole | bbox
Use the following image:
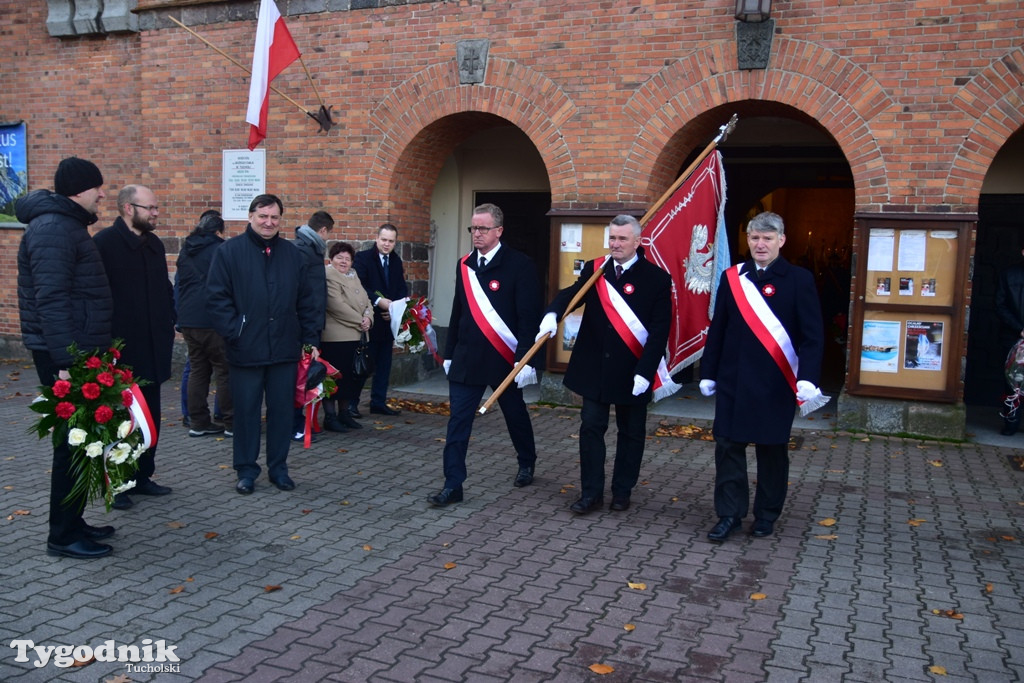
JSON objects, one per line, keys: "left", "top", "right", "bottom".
{"left": 477, "top": 114, "right": 739, "bottom": 415}
{"left": 167, "top": 16, "right": 313, "bottom": 117}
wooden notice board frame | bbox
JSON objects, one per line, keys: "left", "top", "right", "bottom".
{"left": 847, "top": 213, "right": 975, "bottom": 402}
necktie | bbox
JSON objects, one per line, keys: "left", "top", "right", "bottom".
{"left": 479, "top": 256, "right": 485, "bottom": 270}
{"left": 756, "top": 268, "right": 764, "bottom": 279}
{"left": 615, "top": 265, "right": 623, "bottom": 280}
{"left": 383, "top": 255, "right": 390, "bottom": 287}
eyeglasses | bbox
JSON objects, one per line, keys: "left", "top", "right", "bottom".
{"left": 466, "top": 226, "right": 499, "bottom": 234}
{"left": 130, "top": 203, "right": 159, "bottom": 212}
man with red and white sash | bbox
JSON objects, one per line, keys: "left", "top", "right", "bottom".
{"left": 700, "top": 211, "right": 825, "bottom": 541}
{"left": 538, "top": 215, "right": 673, "bottom": 514}
{"left": 429, "top": 203, "right": 543, "bottom": 507}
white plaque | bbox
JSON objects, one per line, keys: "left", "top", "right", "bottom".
{"left": 222, "top": 149, "right": 266, "bottom": 221}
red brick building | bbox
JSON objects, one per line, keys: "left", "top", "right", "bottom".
{"left": 2, "top": 0, "right": 1022, "bottom": 438}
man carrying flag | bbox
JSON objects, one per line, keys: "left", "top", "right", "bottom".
{"left": 246, "top": 0, "right": 300, "bottom": 150}
{"left": 536, "top": 214, "right": 674, "bottom": 514}
{"left": 699, "top": 211, "right": 827, "bottom": 542}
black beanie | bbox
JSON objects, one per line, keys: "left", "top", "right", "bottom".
{"left": 54, "top": 157, "right": 104, "bottom": 197}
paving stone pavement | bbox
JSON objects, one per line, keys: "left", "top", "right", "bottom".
{"left": 1, "top": 362, "right": 1023, "bottom": 682}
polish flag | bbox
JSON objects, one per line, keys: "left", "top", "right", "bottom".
{"left": 246, "top": 0, "right": 300, "bottom": 150}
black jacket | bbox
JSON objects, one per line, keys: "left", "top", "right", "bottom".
{"left": 353, "top": 244, "right": 408, "bottom": 342}
{"left": 93, "top": 217, "right": 177, "bottom": 384}
{"left": 16, "top": 190, "right": 113, "bottom": 368}
{"left": 996, "top": 263, "right": 1024, "bottom": 349}
{"left": 293, "top": 226, "right": 328, "bottom": 334}
{"left": 175, "top": 230, "right": 224, "bottom": 329}
{"left": 206, "top": 225, "right": 320, "bottom": 367}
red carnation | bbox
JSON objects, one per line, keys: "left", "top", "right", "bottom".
{"left": 96, "top": 372, "right": 115, "bottom": 387}
{"left": 52, "top": 380, "right": 72, "bottom": 398}
{"left": 121, "top": 389, "right": 135, "bottom": 407}
{"left": 81, "top": 383, "right": 101, "bottom": 400}
{"left": 94, "top": 405, "right": 114, "bottom": 424}
{"left": 108, "top": 347, "right": 121, "bottom": 360}
{"left": 55, "top": 401, "right": 76, "bottom": 420}
{"left": 119, "top": 369, "right": 134, "bottom": 383}
{"left": 85, "top": 356, "right": 102, "bottom": 369}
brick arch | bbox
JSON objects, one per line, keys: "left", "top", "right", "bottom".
{"left": 949, "top": 47, "right": 1024, "bottom": 211}
{"left": 364, "top": 58, "right": 578, "bottom": 229}
{"left": 621, "top": 38, "right": 895, "bottom": 210}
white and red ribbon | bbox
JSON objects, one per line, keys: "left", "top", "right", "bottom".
{"left": 127, "top": 383, "right": 157, "bottom": 449}
{"left": 460, "top": 256, "right": 517, "bottom": 365}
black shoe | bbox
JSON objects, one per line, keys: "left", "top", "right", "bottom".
{"left": 323, "top": 415, "right": 350, "bottom": 433}
{"left": 189, "top": 425, "right": 225, "bottom": 437}
{"left": 751, "top": 519, "right": 775, "bottom": 538}
{"left": 609, "top": 497, "right": 631, "bottom": 512}
{"left": 47, "top": 538, "right": 112, "bottom": 559}
{"left": 569, "top": 496, "right": 604, "bottom": 514}
{"left": 82, "top": 524, "right": 115, "bottom": 540}
{"left": 707, "top": 516, "right": 742, "bottom": 542}
{"left": 236, "top": 478, "right": 255, "bottom": 495}
{"left": 134, "top": 480, "right": 172, "bottom": 496}
{"left": 340, "top": 414, "right": 363, "bottom": 429}
{"left": 427, "top": 487, "right": 464, "bottom": 507}
{"left": 513, "top": 467, "right": 534, "bottom": 488}
{"left": 348, "top": 407, "right": 363, "bottom": 419}
{"left": 270, "top": 475, "right": 295, "bottom": 491}
{"left": 370, "top": 404, "right": 401, "bottom": 416}
{"left": 111, "top": 493, "right": 134, "bottom": 510}
{"left": 1001, "top": 421, "right": 1019, "bottom": 436}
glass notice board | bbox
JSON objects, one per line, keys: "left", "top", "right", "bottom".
{"left": 847, "top": 214, "right": 974, "bottom": 402}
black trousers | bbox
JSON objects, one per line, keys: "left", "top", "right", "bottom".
{"left": 578, "top": 398, "right": 648, "bottom": 500}
{"left": 32, "top": 351, "right": 88, "bottom": 545}
{"left": 231, "top": 362, "right": 296, "bottom": 481}
{"left": 713, "top": 438, "right": 789, "bottom": 522}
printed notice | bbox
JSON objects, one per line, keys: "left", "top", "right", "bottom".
{"left": 904, "top": 321, "right": 943, "bottom": 371}
{"left": 897, "top": 230, "right": 927, "bottom": 272}
{"left": 222, "top": 149, "right": 266, "bottom": 221}
{"left": 560, "top": 224, "right": 583, "bottom": 252}
{"left": 867, "top": 228, "right": 895, "bottom": 272}
{"left": 860, "top": 320, "right": 901, "bottom": 373}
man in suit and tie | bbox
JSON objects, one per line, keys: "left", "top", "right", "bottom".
{"left": 429, "top": 203, "right": 543, "bottom": 507}
{"left": 353, "top": 223, "right": 408, "bottom": 416}
{"left": 537, "top": 214, "right": 673, "bottom": 514}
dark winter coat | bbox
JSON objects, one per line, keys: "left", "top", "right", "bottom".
{"left": 546, "top": 250, "right": 672, "bottom": 405}
{"left": 995, "top": 263, "right": 1024, "bottom": 351}
{"left": 293, "top": 226, "right": 328, "bottom": 334}
{"left": 701, "top": 257, "right": 824, "bottom": 444}
{"left": 446, "top": 245, "right": 543, "bottom": 386}
{"left": 206, "top": 225, "right": 320, "bottom": 367}
{"left": 353, "top": 244, "right": 408, "bottom": 343}
{"left": 16, "top": 189, "right": 113, "bottom": 368}
{"left": 175, "top": 230, "right": 224, "bottom": 329}
{"left": 93, "top": 217, "right": 176, "bottom": 384}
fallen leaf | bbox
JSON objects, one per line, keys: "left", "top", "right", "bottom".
{"left": 623, "top": 623, "right": 636, "bottom": 631}
{"left": 217, "top": 464, "right": 230, "bottom": 469}
{"left": 374, "top": 425, "right": 394, "bottom": 431}
{"left": 3, "top": 485, "right": 13, "bottom": 490}
{"left": 337, "top": 448, "right": 349, "bottom": 453}
{"left": 166, "top": 521, "right": 186, "bottom": 529}
{"left": 340, "top": 500, "right": 350, "bottom": 505}
{"left": 204, "top": 532, "right": 219, "bottom": 539}
{"left": 815, "top": 534, "right": 838, "bottom": 540}
{"left": 671, "top": 496, "right": 679, "bottom": 502}
{"left": 265, "top": 585, "right": 282, "bottom": 592}
{"left": 589, "top": 663, "right": 615, "bottom": 674}
{"left": 186, "top": 577, "right": 194, "bottom": 582}
{"left": 105, "top": 673, "right": 133, "bottom": 683}
{"left": 363, "top": 545, "right": 372, "bottom": 551}
{"left": 1001, "top": 535, "right": 1015, "bottom": 541}
{"left": 627, "top": 581, "right": 646, "bottom": 590}
{"left": 71, "top": 654, "right": 95, "bottom": 667}
{"left": 444, "top": 562, "right": 457, "bottom": 570}
{"left": 290, "top": 535, "right": 301, "bottom": 540}
{"left": 985, "top": 583, "right": 993, "bottom": 593}
{"left": 818, "top": 518, "right": 837, "bottom": 527}
{"left": 11, "top": 509, "right": 30, "bottom": 516}
{"left": 928, "top": 460, "right": 943, "bottom": 467}
{"left": 301, "top": 509, "right": 312, "bottom": 514}
{"left": 169, "top": 586, "right": 184, "bottom": 594}
{"left": 860, "top": 437, "right": 870, "bottom": 442}
{"left": 908, "top": 519, "right": 927, "bottom": 527}
{"left": 751, "top": 593, "right": 767, "bottom": 600}
{"left": 929, "top": 665, "right": 947, "bottom": 675}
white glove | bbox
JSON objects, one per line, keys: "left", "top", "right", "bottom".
{"left": 796, "top": 380, "right": 819, "bottom": 402}
{"left": 515, "top": 364, "right": 538, "bottom": 389}
{"left": 443, "top": 359, "right": 451, "bottom": 375}
{"left": 535, "top": 312, "right": 558, "bottom": 342}
{"left": 699, "top": 379, "right": 716, "bottom": 397}
{"left": 631, "top": 375, "right": 650, "bottom": 396}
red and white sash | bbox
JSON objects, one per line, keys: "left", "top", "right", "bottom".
{"left": 592, "top": 257, "right": 681, "bottom": 401}
{"left": 127, "top": 383, "right": 157, "bottom": 449}
{"left": 460, "top": 255, "right": 517, "bottom": 365}
{"left": 725, "top": 264, "right": 799, "bottom": 392}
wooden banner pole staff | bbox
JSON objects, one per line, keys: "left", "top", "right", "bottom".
{"left": 167, "top": 15, "right": 313, "bottom": 116}
{"left": 477, "top": 113, "right": 739, "bottom": 415}
{"left": 298, "top": 56, "right": 327, "bottom": 109}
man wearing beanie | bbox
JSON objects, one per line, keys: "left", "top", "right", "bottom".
{"left": 93, "top": 185, "right": 176, "bottom": 509}
{"left": 17, "top": 156, "right": 115, "bottom": 558}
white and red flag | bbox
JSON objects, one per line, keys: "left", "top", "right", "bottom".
{"left": 640, "top": 150, "right": 729, "bottom": 376}
{"left": 246, "top": 0, "right": 300, "bottom": 150}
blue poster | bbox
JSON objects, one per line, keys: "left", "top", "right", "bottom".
{"left": 0, "top": 122, "right": 28, "bottom": 220}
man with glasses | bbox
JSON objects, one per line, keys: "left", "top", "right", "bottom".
{"left": 352, "top": 223, "right": 408, "bottom": 416}
{"left": 428, "top": 203, "right": 543, "bottom": 507}
{"left": 93, "top": 185, "right": 176, "bottom": 509}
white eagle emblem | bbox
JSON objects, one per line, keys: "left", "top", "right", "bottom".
{"left": 682, "top": 222, "right": 715, "bottom": 294}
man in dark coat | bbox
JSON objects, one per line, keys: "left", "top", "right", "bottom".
{"left": 93, "top": 184, "right": 176, "bottom": 510}
{"left": 700, "top": 211, "right": 825, "bottom": 541}
{"left": 352, "top": 223, "right": 408, "bottom": 417}
{"left": 17, "top": 156, "right": 115, "bottom": 558}
{"left": 206, "top": 194, "right": 321, "bottom": 495}
{"left": 429, "top": 203, "right": 543, "bottom": 507}
{"left": 291, "top": 210, "right": 332, "bottom": 439}
{"left": 175, "top": 209, "right": 232, "bottom": 437}
{"left": 538, "top": 214, "right": 673, "bottom": 514}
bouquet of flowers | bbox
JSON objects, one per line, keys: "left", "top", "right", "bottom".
{"left": 28, "top": 341, "right": 154, "bottom": 511}
{"left": 386, "top": 294, "right": 442, "bottom": 363}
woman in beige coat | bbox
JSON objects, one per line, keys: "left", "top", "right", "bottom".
{"left": 322, "top": 241, "right": 373, "bottom": 431}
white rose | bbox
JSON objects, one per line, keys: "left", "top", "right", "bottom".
{"left": 117, "top": 421, "right": 132, "bottom": 439}
{"left": 67, "top": 428, "right": 88, "bottom": 446}
{"left": 85, "top": 442, "right": 104, "bottom": 459}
